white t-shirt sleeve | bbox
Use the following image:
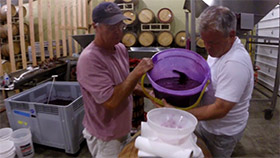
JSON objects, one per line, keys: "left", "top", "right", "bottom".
{"left": 215, "top": 61, "right": 251, "bottom": 103}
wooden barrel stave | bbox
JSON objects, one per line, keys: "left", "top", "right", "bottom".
{"left": 23, "top": 23, "right": 29, "bottom": 34}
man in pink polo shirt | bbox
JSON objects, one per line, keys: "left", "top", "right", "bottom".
{"left": 76, "top": 2, "right": 153, "bottom": 158}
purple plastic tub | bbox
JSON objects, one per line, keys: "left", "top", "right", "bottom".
{"left": 147, "top": 48, "right": 210, "bottom": 107}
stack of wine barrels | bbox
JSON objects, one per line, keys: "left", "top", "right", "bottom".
{"left": 122, "top": 9, "right": 138, "bottom": 47}
{"left": 137, "top": 8, "right": 174, "bottom": 47}
{"left": 137, "top": 8, "right": 154, "bottom": 47}
{"left": 0, "top": 4, "right": 28, "bottom": 58}
{"left": 119, "top": 0, "right": 139, "bottom": 47}
{"left": 156, "top": 8, "right": 174, "bottom": 47}
{"left": 105, "top": 1, "right": 184, "bottom": 48}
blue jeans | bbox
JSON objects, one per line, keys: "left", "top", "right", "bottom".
{"left": 196, "top": 123, "right": 244, "bottom": 158}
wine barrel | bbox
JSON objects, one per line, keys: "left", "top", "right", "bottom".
{"left": 104, "top": 0, "right": 123, "bottom": 3}
{"left": 138, "top": 31, "right": 154, "bottom": 47}
{"left": 157, "top": 31, "right": 173, "bottom": 47}
{"left": 15, "top": 6, "right": 27, "bottom": 17}
{"left": 122, "top": 0, "right": 139, "bottom": 6}
{"left": 196, "top": 37, "right": 205, "bottom": 48}
{"left": 23, "top": 23, "right": 29, "bottom": 34}
{"left": 122, "top": 31, "right": 137, "bottom": 47}
{"left": 0, "top": 4, "right": 17, "bottom": 21}
{"left": 1, "top": 42, "right": 21, "bottom": 57}
{"left": 104, "top": 0, "right": 116, "bottom": 2}
{"left": 157, "top": 8, "right": 173, "bottom": 23}
{"left": 15, "top": 23, "right": 29, "bottom": 35}
{"left": 123, "top": 11, "right": 137, "bottom": 26}
{"left": 2, "top": 61, "right": 12, "bottom": 74}
{"left": 138, "top": 8, "right": 155, "bottom": 24}
{"left": 0, "top": 24, "right": 19, "bottom": 39}
{"left": 175, "top": 31, "right": 186, "bottom": 47}
{"left": 0, "top": 25, "right": 4, "bottom": 38}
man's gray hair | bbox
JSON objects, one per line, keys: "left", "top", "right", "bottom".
{"left": 198, "top": 6, "right": 236, "bottom": 37}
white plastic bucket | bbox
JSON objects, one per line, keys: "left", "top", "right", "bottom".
{"left": 10, "top": 128, "right": 34, "bottom": 158}
{"left": 0, "top": 128, "right": 13, "bottom": 142}
{"left": 0, "top": 140, "right": 16, "bottom": 158}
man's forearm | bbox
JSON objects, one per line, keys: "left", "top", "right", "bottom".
{"left": 102, "top": 70, "right": 141, "bottom": 110}
{"left": 187, "top": 98, "right": 235, "bottom": 120}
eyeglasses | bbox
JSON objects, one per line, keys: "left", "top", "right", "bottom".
{"left": 96, "top": 22, "right": 127, "bottom": 31}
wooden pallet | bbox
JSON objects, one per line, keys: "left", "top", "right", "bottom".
{"left": 12, "top": 35, "right": 28, "bottom": 42}
{"left": 141, "top": 23, "right": 171, "bottom": 31}
{"left": 118, "top": 3, "right": 134, "bottom": 11}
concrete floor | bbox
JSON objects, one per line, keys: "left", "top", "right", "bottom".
{"left": 0, "top": 83, "right": 279, "bottom": 158}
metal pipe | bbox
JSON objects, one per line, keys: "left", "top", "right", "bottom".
{"left": 185, "top": 11, "right": 189, "bottom": 49}
{"left": 270, "top": 4, "right": 280, "bottom": 110}
{"left": 190, "top": 0, "right": 196, "bottom": 52}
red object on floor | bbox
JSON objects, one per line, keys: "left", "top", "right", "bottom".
{"left": 254, "top": 65, "right": 260, "bottom": 83}
{"left": 129, "top": 58, "right": 141, "bottom": 68}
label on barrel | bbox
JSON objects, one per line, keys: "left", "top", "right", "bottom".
{"left": 20, "top": 143, "right": 33, "bottom": 157}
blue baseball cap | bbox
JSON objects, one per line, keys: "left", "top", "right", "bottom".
{"left": 92, "top": 2, "right": 130, "bottom": 25}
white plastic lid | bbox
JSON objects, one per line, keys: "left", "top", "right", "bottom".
{"left": 147, "top": 108, "right": 198, "bottom": 135}
{"left": 10, "top": 128, "right": 31, "bottom": 143}
{"left": 0, "top": 128, "right": 13, "bottom": 140}
{"left": 0, "top": 140, "right": 14, "bottom": 154}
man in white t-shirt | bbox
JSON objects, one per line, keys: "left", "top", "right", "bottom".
{"left": 159, "top": 6, "right": 254, "bottom": 157}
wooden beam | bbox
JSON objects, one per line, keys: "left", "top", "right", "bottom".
{"left": 67, "top": 1, "right": 73, "bottom": 57}
{"left": 83, "top": 0, "right": 89, "bottom": 34}
{"left": 47, "top": 0, "right": 53, "bottom": 59}
{"left": 29, "top": 0, "right": 37, "bottom": 66}
{"left": 61, "top": 0, "right": 67, "bottom": 56}
{"left": 38, "top": 0, "right": 45, "bottom": 61}
{"left": 7, "top": 0, "right": 16, "bottom": 72}
{"left": 78, "top": 0, "right": 82, "bottom": 27}
{"left": 73, "top": 0, "right": 78, "bottom": 54}
{"left": 18, "top": 0, "right": 27, "bottom": 69}
{"left": 0, "top": 44, "right": 3, "bottom": 76}
{"left": 77, "top": 0, "right": 82, "bottom": 51}
{"left": 54, "top": 0, "right": 61, "bottom": 58}
{"left": 89, "top": 0, "right": 93, "bottom": 33}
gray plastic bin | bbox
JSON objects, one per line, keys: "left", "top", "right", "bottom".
{"left": 4, "top": 81, "right": 84, "bottom": 154}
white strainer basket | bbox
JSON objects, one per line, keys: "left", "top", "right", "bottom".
{"left": 147, "top": 108, "right": 197, "bottom": 136}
